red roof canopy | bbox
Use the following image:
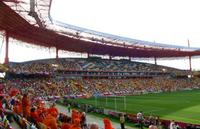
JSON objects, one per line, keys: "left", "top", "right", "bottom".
{"left": 1, "top": 1, "right": 200, "bottom": 58}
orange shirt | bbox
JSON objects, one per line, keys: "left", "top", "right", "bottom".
{"left": 43, "top": 114, "right": 58, "bottom": 129}
{"left": 72, "top": 110, "right": 79, "bottom": 123}
{"left": 48, "top": 107, "right": 59, "bottom": 117}
{"left": 30, "top": 110, "right": 43, "bottom": 123}
{"left": 22, "top": 96, "right": 31, "bottom": 118}
{"left": 61, "top": 123, "right": 71, "bottom": 129}
{"left": 69, "top": 118, "right": 81, "bottom": 129}
{"left": 69, "top": 125, "right": 81, "bottom": 129}
{"left": 103, "top": 118, "right": 114, "bottom": 129}
{"left": 13, "top": 103, "right": 22, "bottom": 114}
{"left": 30, "top": 111, "right": 38, "bottom": 120}
{"left": 22, "top": 96, "right": 30, "bottom": 107}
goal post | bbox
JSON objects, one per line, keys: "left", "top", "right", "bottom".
{"left": 95, "top": 95, "right": 127, "bottom": 112}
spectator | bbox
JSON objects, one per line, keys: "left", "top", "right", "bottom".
{"left": 119, "top": 113, "right": 125, "bottom": 129}
{"left": 22, "top": 93, "right": 31, "bottom": 119}
{"left": 89, "top": 122, "right": 99, "bottom": 129}
{"left": 61, "top": 115, "right": 72, "bottom": 129}
{"left": 80, "top": 112, "right": 87, "bottom": 129}
{"left": 137, "top": 111, "right": 144, "bottom": 129}
{"left": 43, "top": 110, "right": 58, "bottom": 129}
{"left": 67, "top": 103, "right": 71, "bottom": 113}
{"left": 169, "top": 120, "right": 176, "bottom": 129}
{"left": 70, "top": 118, "right": 81, "bottom": 129}
{"left": 103, "top": 118, "right": 114, "bottom": 129}
{"left": 149, "top": 125, "right": 158, "bottom": 129}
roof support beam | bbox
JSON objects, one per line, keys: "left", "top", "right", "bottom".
{"left": 129, "top": 57, "right": 131, "bottom": 61}
{"left": 56, "top": 47, "right": 59, "bottom": 59}
{"left": 4, "top": 31, "right": 9, "bottom": 65}
{"left": 109, "top": 55, "right": 113, "bottom": 60}
{"left": 189, "top": 56, "right": 192, "bottom": 71}
{"left": 87, "top": 53, "right": 90, "bottom": 58}
{"left": 154, "top": 57, "right": 157, "bottom": 65}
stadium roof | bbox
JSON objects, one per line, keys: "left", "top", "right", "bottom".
{"left": 54, "top": 20, "right": 199, "bottom": 51}
{"left": 1, "top": 0, "right": 200, "bottom": 58}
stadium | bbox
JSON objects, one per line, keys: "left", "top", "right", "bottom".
{"left": 0, "top": 0, "right": 200, "bottom": 129}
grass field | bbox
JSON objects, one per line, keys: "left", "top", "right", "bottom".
{"left": 74, "top": 90, "right": 200, "bottom": 124}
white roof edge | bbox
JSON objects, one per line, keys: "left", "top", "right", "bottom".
{"left": 53, "top": 20, "right": 200, "bottom": 51}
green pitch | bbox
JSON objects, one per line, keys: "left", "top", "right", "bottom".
{"left": 74, "top": 90, "right": 200, "bottom": 124}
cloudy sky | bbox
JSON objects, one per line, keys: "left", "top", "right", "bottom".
{"left": 1, "top": 0, "right": 200, "bottom": 70}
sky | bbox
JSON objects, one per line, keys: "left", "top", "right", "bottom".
{"left": 1, "top": 0, "right": 200, "bottom": 70}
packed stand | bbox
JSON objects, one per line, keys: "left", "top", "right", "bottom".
{"left": 0, "top": 86, "right": 116, "bottom": 129}
{"left": 9, "top": 58, "right": 186, "bottom": 74}
{"left": 9, "top": 59, "right": 82, "bottom": 75}
{"left": 1, "top": 77, "right": 200, "bottom": 99}
{"left": 9, "top": 62, "right": 53, "bottom": 75}
{"left": 1, "top": 77, "right": 200, "bottom": 128}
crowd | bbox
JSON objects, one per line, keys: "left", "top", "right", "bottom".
{"left": 1, "top": 77, "right": 200, "bottom": 99}
{"left": 1, "top": 75, "right": 200, "bottom": 128}
{"left": 76, "top": 59, "right": 178, "bottom": 72}
{"left": 9, "top": 59, "right": 81, "bottom": 74}
{"left": 9, "top": 62, "right": 53, "bottom": 75}
{"left": 0, "top": 82, "right": 199, "bottom": 129}
{"left": 0, "top": 85, "right": 117, "bottom": 129}
{"left": 1, "top": 58, "right": 198, "bottom": 129}
{"left": 8, "top": 58, "right": 186, "bottom": 74}
{"left": 0, "top": 85, "right": 189, "bottom": 129}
